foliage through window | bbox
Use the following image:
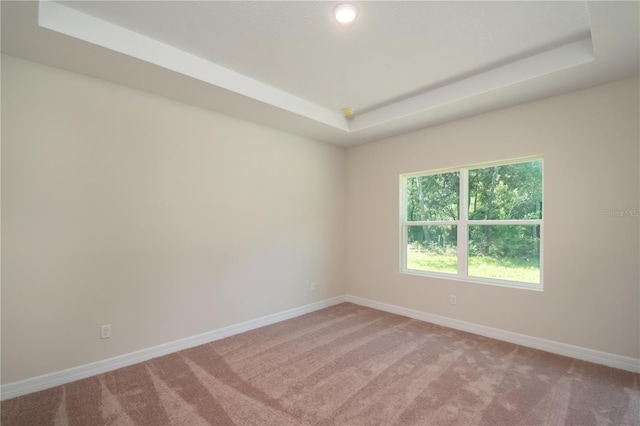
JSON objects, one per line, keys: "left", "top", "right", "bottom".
{"left": 401, "top": 158, "right": 543, "bottom": 289}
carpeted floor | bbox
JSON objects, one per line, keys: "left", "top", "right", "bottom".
{"left": 2, "top": 302, "right": 639, "bottom": 425}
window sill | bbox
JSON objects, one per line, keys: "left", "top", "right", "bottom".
{"left": 401, "top": 268, "right": 544, "bottom": 291}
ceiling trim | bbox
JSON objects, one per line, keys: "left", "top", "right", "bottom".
{"left": 38, "top": 0, "right": 350, "bottom": 132}
{"left": 351, "top": 37, "right": 594, "bottom": 132}
{"left": 38, "top": 0, "right": 596, "bottom": 137}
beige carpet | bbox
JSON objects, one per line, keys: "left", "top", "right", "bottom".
{"left": 2, "top": 303, "right": 639, "bottom": 425}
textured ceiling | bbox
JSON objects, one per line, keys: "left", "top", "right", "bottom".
{"left": 2, "top": 1, "right": 639, "bottom": 146}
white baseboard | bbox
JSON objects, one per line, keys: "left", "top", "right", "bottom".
{"left": 0, "top": 295, "right": 347, "bottom": 401}
{"left": 345, "top": 295, "right": 640, "bottom": 374}
{"left": 3, "top": 293, "right": 638, "bottom": 400}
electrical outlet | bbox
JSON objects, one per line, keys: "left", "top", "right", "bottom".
{"left": 100, "top": 324, "right": 111, "bottom": 339}
{"left": 310, "top": 282, "right": 317, "bottom": 291}
{"left": 450, "top": 295, "right": 457, "bottom": 305}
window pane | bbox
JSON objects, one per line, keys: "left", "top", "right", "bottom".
{"left": 468, "top": 160, "right": 542, "bottom": 220}
{"left": 406, "top": 225, "right": 457, "bottom": 274}
{"left": 468, "top": 225, "right": 540, "bottom": 283}
{"left": 406, "top": 172, "right": 459, "bottom": 221}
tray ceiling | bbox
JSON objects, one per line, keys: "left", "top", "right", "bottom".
{"left": 2, "top": 1, "right": 639, "bottom": 146}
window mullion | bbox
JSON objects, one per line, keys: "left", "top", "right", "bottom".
{"left": 458, "top": 168, "right": 468, "bottom": 277}
{"left": 406, "top": 220, "right": 457, "bottom": 226}
{"left": 468, "top": 219, "right": 542, "bottom": 225}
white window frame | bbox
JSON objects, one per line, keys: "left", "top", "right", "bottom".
{"left": 400, "top": 157, "right": 544, "bottom": 291}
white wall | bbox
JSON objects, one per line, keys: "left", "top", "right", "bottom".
{"left": 346, "top": 76, "right": 640, "bottom": 359}
{"left": 1, "top": 55, "right": 346, "bottom": 383}
{"left": 2, "top": 53, "right": 638, "bottom": 386}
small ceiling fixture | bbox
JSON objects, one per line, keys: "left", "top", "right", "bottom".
{"left": 341, "top": 107, "right": 356, "bottom": 118}
{"left": 334, "top": 3, "right": 358, "bottom": 24}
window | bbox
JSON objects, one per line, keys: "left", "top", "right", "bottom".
{"left": 401, "top": 158, "right": 543, "bottom": 290}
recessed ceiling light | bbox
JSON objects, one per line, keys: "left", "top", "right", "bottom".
{"left": 334, "top": 4, "right": 358, "bottom": 24}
